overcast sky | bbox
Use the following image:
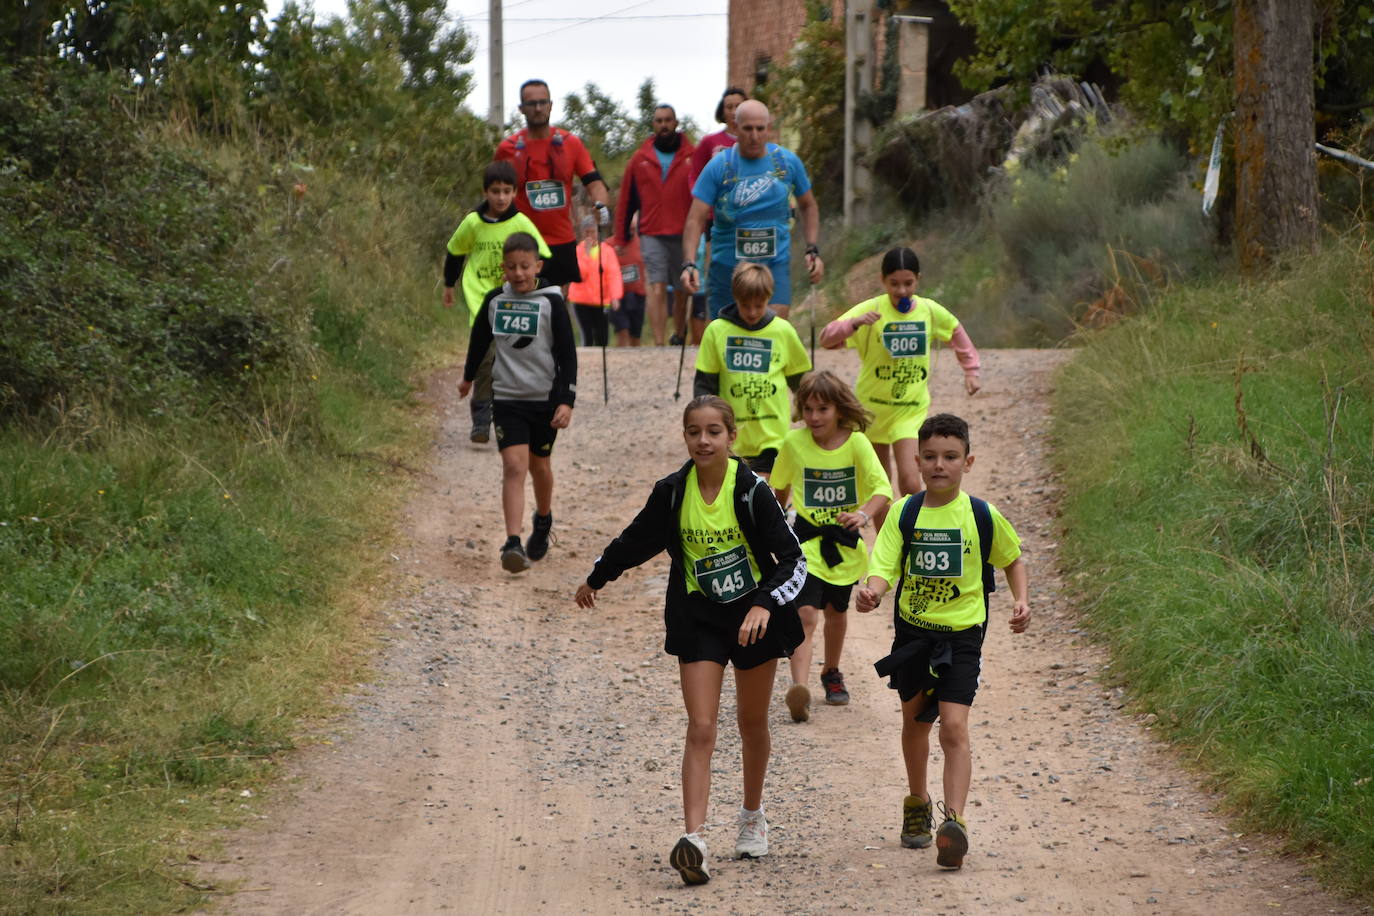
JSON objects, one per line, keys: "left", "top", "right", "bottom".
{"left": 271, "top": 0, "right": 732, "bottom": 133}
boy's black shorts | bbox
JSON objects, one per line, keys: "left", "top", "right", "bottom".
{"left": 666, "top": 593, "right": 803, "bottom": 670}
{"left": 796, "top": 573, "right": 853, "bottom": 613}
{"left": 493, "top": 401, "right": 559, "bottom": 456}
{"left": 744, "top": 448, "right": 777, "bottom": 475}
{"left": 879, "top": 623, "right": 986, "bottom": 722}
{"left": 541, "top": 241, "right": 582, "bottom": 286}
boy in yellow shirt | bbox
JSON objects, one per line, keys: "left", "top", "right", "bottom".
{"left": 856, "top": 413, "right": 1030, "bottom": 869}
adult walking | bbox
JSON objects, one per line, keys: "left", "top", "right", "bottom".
{"left": 615, "top": 104, "right": 696, "bottom": 346}
{"left": 496, "top": 79, "right": 613, "bottom": 287}
{"left": 680, "top": 100, "right": 823, "bottom": 322}
{"left": 688, "top": 87, "right": 747, "bottom": 188}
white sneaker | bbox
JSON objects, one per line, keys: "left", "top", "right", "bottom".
{"left": 670, "top": 832, "right": 710, "bottom": 885}
{"left": 735, "top": 807, "right": 769, "bottom": 858}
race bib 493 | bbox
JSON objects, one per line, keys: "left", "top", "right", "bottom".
{"left": 907, "top": 528, "right": 963, "bottom": 578}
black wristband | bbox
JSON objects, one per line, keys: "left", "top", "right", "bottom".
{"left": 682, "top": 262, "right": 697, "bottom": 271}
{"left": 805, "top": 244, "right": 820, "bottom": 256}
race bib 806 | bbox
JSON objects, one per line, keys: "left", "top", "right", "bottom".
{"left": 882, "top": 320, "right": 927, "bottom": 358}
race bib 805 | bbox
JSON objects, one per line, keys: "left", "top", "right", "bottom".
{"left": 724, "top": 336, "right": 773, "bottom": 374}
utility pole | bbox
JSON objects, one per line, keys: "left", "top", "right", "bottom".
{"left": 843, "top": 1, "right": 875, "bottom": 227}
{"left": 488, "top": 0, "right": 503, "bottom": 128}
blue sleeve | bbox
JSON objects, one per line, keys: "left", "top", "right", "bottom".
{"left": 784, "top": 148, "right": 812, "bottom": 197}
{"left": 692, "top": 152, "right": 725, "bottom": 204}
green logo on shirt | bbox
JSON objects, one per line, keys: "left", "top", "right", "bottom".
{"left": 802, "top": 467, "right": 856, "bottom": 509}
{"left": 695, "top": 545, "right": 758, "bottom": 602}
{"left": 907, "top": 528, "right": 963, "bottom": 578}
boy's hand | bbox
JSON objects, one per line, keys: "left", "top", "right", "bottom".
{"left": 551, "top": 404, "right": 573, "bottom": 428}
{"left": 853, "top": 310, "right": 881, "bottom": 327}
{"left": 1008, "top": 601, "right": 1031, "bottom": 633}
{"left": 855, "top": 586, "right": 880, "bottom": 613}
{"left": 739, "top": 606, "right": 770, "bottom": 646}
{"left": 575, "top": 583, "right": 598, "bottom": 608}
{"left": 443, "top": 287, "right": 455, "bottom": 309}
{"left": 458, "top": 379, "right": 472, "bottom": 399}
{"left": 964, "top": 372, "right": 981, "bottom": 396}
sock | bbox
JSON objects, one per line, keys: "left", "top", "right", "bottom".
{"left": 503, "top": 535, "right": 521, "bottom": 549}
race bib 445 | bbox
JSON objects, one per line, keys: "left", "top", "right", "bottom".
{"left": 695, "top": 545, "right": 758, "bottom": 603}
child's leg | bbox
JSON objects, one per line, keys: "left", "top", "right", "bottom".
{"left": 936, "top": 701, "right": 972, "bottom": 814}
{"left": 821, "top": 603, "right": 847, "bottom": 671}
{"left": 679, "top": 661, "right": 726, "bottom": 834}
{"left": 788, "top": 604, "right": 820, "bottom": 685}
{"left": 733, "top": 659, "right": 778, "bottom": 810}
{"left": 892, "top": 437, "right": 922, "bottom": 497}
{"left": 528, "top": 453, "right": 553, "bottom": 517}
{"left": 499, "top": 445, "right": 530, "bottom": 538}
{"left": 871, "top": 442, "right": 893, "bottom": 530}
{"left": 900, "top": 693, "right": 936, "bottom": 801}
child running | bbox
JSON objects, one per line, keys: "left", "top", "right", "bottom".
{"left": 443, "top": 160, "right": 552, "bottom": 443}
{"left": 770, "top": 370, "right": 892, "bottom": 720}
{"left": 855, "top": 413, "right": 1030, "bottom": 869}
{"left": 820, "top": 247, "right": 980, "bottom": 524}
{"left": 694, "top": 262, "right": 811, "bottom": 476}
{"left": 575, "top": 395, "right": 805, "bottom": 886}
{"left": 459, "top": 232, "right": 576, "bottom": 573}
{"left": 566, "top": 214, "right": 622, "bottom": 347}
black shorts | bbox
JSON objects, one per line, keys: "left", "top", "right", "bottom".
{"left": 879, "top": 623, "right": 986, "bottom": 722}
{"left": 540, "top": 241, "right": 582, "bottom": 286}
{"left": 493, "top": 400, "right": 559, "bottom": 456}
{"left": 744, "top": 448, "right": 778, "bottom": 475}
{"left": 691, "top": 292, "right": 707, "bottom": 321}
{"left": 796, "top": 574, "right": 853, "bottom": 613}
{"left": 609, "top": 290, "right": 646, "bottom": 336}
{"left": 666, "top": 593, "right": 803, "bottom": 670}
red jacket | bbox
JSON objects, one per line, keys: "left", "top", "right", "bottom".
{"left": 615, "top": 134, "right": 696, "bottom": 243}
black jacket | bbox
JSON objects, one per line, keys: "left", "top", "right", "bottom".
{"left": 587, "top": 457, "right": 807, "bottom": 628}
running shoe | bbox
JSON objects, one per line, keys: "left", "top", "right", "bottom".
{"left": 785, "top": 683, "right": 811, "bottom": 723}
{"left": 469, "top": 425, "right": 490, "bottom": 444}
{"left": 735, "top": 807, "right": 769, "bottom": 858}
{"left": 669, "top": 333, "right": 685, "bottom": 346}
{"left": 500, "top": 538, "right": 530, "bottom": 573}
{"left": 900, "top": 794, "right": 934, "bottom": 849}
{"left": 526, "top": 512, "right": 553, "bottom": 561}
{"left": 935, "top": 802, "right": 969, "bottom": 868}
{"left": 820, "top": 668, "right": 850, "bottom": 705}
{"left": 669, "top": 833, "right": 710, "bottom": 885}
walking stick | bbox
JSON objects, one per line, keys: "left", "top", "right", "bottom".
{"left": 598, "top": 226, "right": 609, "bottom": 405}
{"left": 673, "top": 330, "right": 687, "bottom": 401}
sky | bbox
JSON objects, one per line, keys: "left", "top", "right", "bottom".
{"left": 270, "top": 0, "right": 732, "bottom": 133}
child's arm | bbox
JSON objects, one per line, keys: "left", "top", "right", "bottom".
{"left": 745, "top": 479, "right": 807, "bottom": 615}
{"left": 693, "top": 371, "right": 719, "bottom": 397}
{"left": 949, "top": 324, "right": 981, "bottom": 395}
{"left": 579, "top": 484, "right": 672, "bottom": 604}
{"left": 1002, "top": 556, "right": 1030, "bottom": 633}
{"left": 855, "top": 499, "right": 905, "bottom": 610}
{"left": 855, "top": 575, "right": 891, "bottom": 612}
{"left": 547, "top": 291, "right": 578, "bottom": 413}
{"left": 442, "top": 252, "right": 465, "bottom": 308}
{"left": 836, "top": 493, "right": 890, "bottom": 531}
{"left": 819, "top": 310, "right": 880, "bottom": 349}
{"left": 459, "top": 294, "right": 497, "bottom": 398}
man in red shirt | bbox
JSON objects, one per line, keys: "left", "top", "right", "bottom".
{"left": 496, "top": 79, "right": 613, "bottom": 287}
{"left": 614, "top": 104, "right": 695, "bottom": 346}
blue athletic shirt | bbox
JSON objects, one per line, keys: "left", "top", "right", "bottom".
{"left": 691, "top": 143, "right": 812, "bottom": 270}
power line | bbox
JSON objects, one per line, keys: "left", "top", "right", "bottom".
{"left": 501, "top": 0, "right": 663, "bottom": 48}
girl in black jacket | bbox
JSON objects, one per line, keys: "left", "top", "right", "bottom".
{"left": 575, "top": 395, "right": 805, "bottom": 886}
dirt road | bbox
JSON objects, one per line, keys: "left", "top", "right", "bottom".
{"left": 208, "top": 345, "right": 1359, "bottom": 914}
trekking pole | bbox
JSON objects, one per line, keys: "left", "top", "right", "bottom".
{"left": 809, "top": 282, "right": 817, "bottom": 364}
{"left": 599, "top": 229, "right": 609, "bottom": 405}
{"left": 673, "top": 328, "right": 687, "bottom": 400}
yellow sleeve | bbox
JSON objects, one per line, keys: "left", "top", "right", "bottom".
{"left": 447, "top": 214, "right": 477, "bottom": 256}
{"left": 516, "top": 214, "right": 553, "bottom": 259}
{"left": 987, "top": 503, "right": 1022, "bottom": 568}
{"left": 695, "top": 321, "right": 724, "bottom": 373}
{"left": 929, "top": 300, "right": 960, "bottom": 342}
{"left": 854, "top": 433, "right": 894, "bottom": 502}
{"left": 867, "top": 494, "right": 909, "bottom": 587}
{"left": 771, "top": 434, "right": 800, "bottom": 492}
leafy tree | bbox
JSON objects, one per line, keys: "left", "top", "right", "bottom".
{"left": 560, "top": 81, "right": 638, "bottom": 159}
{"left": 635, "top": 76, "right": 657, "bottom": 138}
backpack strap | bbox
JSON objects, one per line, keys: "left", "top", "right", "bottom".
{"left": 893, "top": 492, "right": 925, "bottom": 609}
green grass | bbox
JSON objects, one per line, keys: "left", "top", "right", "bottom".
{"left": 1052, "top": 237, "right": 1374, "bottom": 898}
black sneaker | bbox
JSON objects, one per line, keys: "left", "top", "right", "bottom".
{"left": 500, "top": 537, "right": 530, "bottom": 573}
{"left": 669, "top": 333, "right": 685, "bottom": 346}
{"left": 821, "top": 668, "right": 850, "bottom": 705}
{"left": 526, "top": 512, "right": 553, "bottom": 561}
{"left": 470, "top": 425, "right": 490, "bottom": 444}
{"left": 935, "top": 801, "right": 969, "bottom": 868}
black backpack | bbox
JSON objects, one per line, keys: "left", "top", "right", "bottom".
{"left": 894, "top": 492, "right": 996, "bottom": 613}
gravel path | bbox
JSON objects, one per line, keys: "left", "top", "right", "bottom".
{"left": 206, "top": 345, "right": 1361, "bottom": 915}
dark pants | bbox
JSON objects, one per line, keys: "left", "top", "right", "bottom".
{"left": 574, "top": 304, "right": 609, "bottom": 347}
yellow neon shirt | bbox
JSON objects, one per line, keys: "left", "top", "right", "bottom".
{"left": 867, "top": 492, "right": 1021, "bottom": 631}
{"left": 694, "top": 315, "right": 811, "bottom": 457}
{"left": 680, "top": 461, "right": 762, "bottom": 603}
{"left": 770, "top": 427, "right": 892, "bottom": 585}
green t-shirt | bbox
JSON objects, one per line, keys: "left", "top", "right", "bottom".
{"left": 770, "top": 427, "right": 892, "bottom": 585}
{"left": 447, "top": 211, "right": 551, "bottom": 326}
{"left": 867, "top": 491, "right": 1021, "bottom": 631}
{"left": 837, "top": 293, "right": 959, "bottom": 417}
{"left": 694, "top": 316, "right": 812, "bottom": 457}
{"left": 680, "top": 461, "right": 762, "bottom": 603}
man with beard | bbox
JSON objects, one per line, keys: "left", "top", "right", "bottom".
{"left": 496, "top": 79, "right": 613, "bottom": 287}
{"left": 615, "top": 104, "right": 697, "bottom": 345}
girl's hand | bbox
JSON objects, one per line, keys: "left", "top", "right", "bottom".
{"left": 739, "top": 606, "right": 770, "bottom": 646}
{"left": 575, "top": 583, "right": 598, "bottom": 608}
{"left": 551, "top": 404, "right": 573, "bottom": 429}
{"left": 964, "top": 373, "right": 982, "bottom": 396}
{"left": 443, "top": 288, "right": 455, "bottom": 309}
{"left": 1008, "top": 601, "right": 1031, "bottom": 633}
{"left": 853, "top": 310, "right": 881, "bottom": 327}
{"left": 835, "top": 510, "right": 867, "bottom": 531}
{"left": 458, "top": 379, "right": 472, "bottom": 399}
{"left": 855, "top": 587, "right": 880, "bottom": 613}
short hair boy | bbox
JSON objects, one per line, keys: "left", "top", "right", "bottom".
{"left": 459, "top": 232, "right": 576, "bottom": 573}
{"left": 444, "top": 161, "right": 553, "bottom": 443}
{"left": 855, "top": 413, "right": 1031, "bottom": 868}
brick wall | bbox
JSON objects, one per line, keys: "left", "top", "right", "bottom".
{"left": 726, "top": 0, "right": 844, "bottom": 98}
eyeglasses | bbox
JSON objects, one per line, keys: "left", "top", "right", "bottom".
{"left": 521, "top": 99, "right": 552, "bottom": 109}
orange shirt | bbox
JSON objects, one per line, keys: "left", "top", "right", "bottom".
{"left": 567, "top": 242, "right": 624, "bottom": 306}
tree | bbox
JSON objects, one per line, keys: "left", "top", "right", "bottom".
{"left": 1234, "top": 0, "right": 1318, "bottom": 270}
{"left": 561, "top": 81, "right": 638, "bottom": 160}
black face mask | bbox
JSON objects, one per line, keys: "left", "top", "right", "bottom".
{"left": 653, "top": 132, "right": 682, "bottom": 153}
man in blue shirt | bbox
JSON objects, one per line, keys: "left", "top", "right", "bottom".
{"left": 679, "top": 99, "right": 824, "bottom": 320}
